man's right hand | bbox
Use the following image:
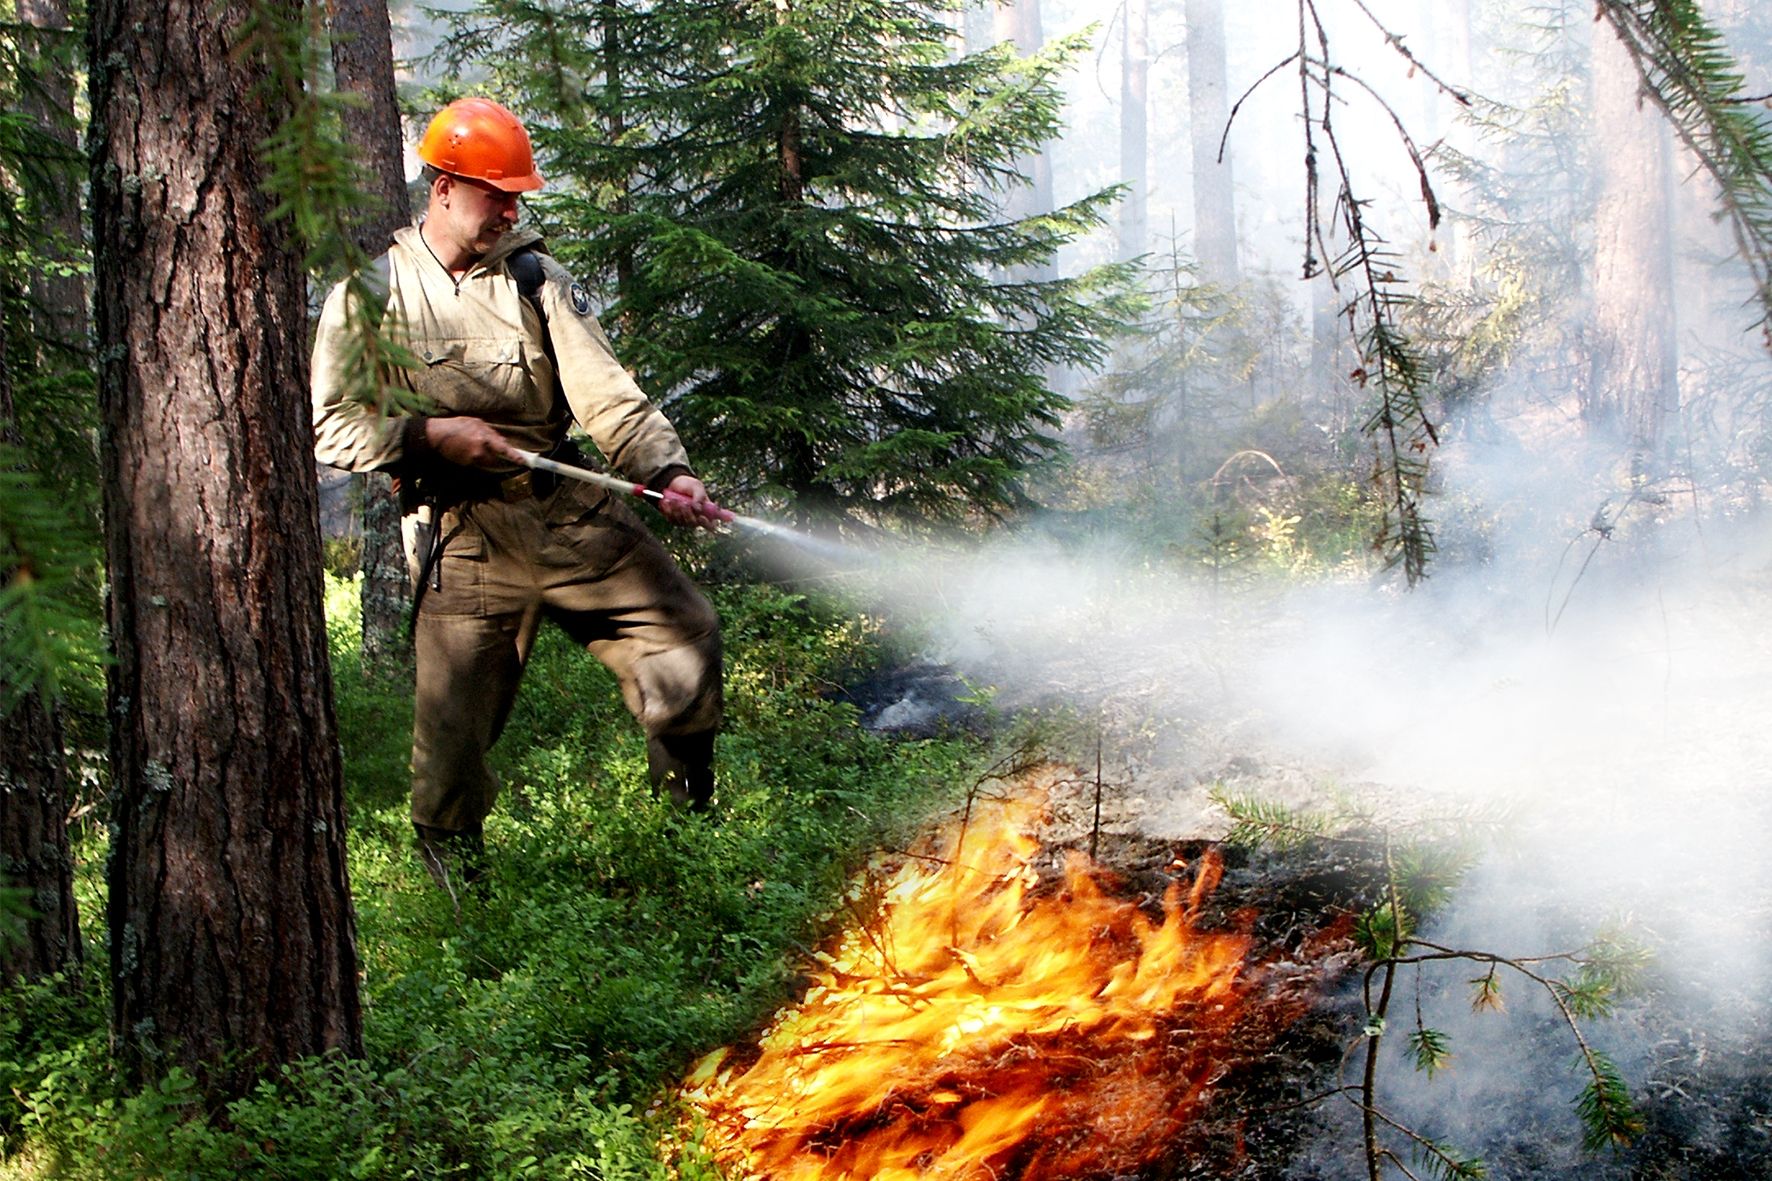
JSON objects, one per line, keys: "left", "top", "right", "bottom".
{"left": 421, "top": 417, "right": 525, "bottom": 470}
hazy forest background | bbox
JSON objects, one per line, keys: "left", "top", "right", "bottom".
{"left": 3, "top": 0, "right": 1771, "bottom": 1178}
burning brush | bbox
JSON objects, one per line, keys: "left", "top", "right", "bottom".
{"left": 683, "top": 785, "right": 1285, "bottom": 1180}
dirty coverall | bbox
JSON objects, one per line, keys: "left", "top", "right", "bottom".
{"left": 312, "top": 225, "right": 722, "bottom": 831}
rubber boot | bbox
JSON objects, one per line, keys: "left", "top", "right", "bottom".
{"left": 648, "top": 731, "right": 716, "bottom": 813}
{"left": 415, "top": 823, "right": 486, "bottom": 918}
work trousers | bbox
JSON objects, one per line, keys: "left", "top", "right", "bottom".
{"left": 405, "top": 479, "right": 722, "bottom": 833}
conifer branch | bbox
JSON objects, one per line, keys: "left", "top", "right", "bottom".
{"left": 242, "top": 1, "right": 419, "bottom": 414}
{"left": 1270, "top": 0, "right": 1441, "bottom": 583}
{"left": 1343, "top": 0, "right": 1475, "bottom": 109}
{"left": 1593, "top": 0, "right": 1772, "bottom": 342}
{"left": 1215, "top": 786, "right": 1645, "bottom": 1175}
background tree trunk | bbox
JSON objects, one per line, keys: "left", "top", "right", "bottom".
{"left": 327, "top": 0, "right": 408, "bottom": 251}
{"left": 0, "top": 691, "right": 77, "bottom": 984}
{"left": 328, "top": 0, "right": 414, "bottom": 674}
{"left": 1186, "top": 0, "right": 1239, "bottom": 284}
{"left": 993, "top": 0, "right": 1056, "bottom": 282}
{"left": 601, "top": 0, "right": 638, "bottom": 328}
{"left": 0, "top": 328, "right": 79, "bottom": 986}
{"left": 1118, "top": 0, "right": 1148, "bottom": 263}
{"left": 1424, "top": 0, "right": 1473, "bottom": 276}
{"left": 17, "top": 0, "right": 88, "bottom": 353}
{"left": 1587, "top": 17, "right": 1678, "bottom": 472}
{"left": 961, "top": 0, "right": 993, "bottom": 55}
{"left": 89, "top": 0, "right": 362, "bottom": 1093}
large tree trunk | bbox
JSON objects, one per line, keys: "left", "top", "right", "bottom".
{"left": 17, "top": 0, "right": 88, "bottom": 353}
{"left": 88, "top": 0, "right": 362, "bottom": 1093}
{"left": 1186, "top": 0, "right": 1239, "bottom": 284}
{"left": 1118, "top": 0, "right": 1148, "bottom": 263}
{"left": 961, "top": 0, "right": 993, "bottom": 55}
{"left": 328, "top": 0, "right": 413, "bottom": 674}
{"left": 0, "top": 328, "right": 80, "bottom": 986}
{"left": 1587, "top": 18, "right": 1678, "bottom": 472}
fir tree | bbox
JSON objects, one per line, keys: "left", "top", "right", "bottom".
{"left": 441, "top": 0, "right": 1137, "bottom": 528}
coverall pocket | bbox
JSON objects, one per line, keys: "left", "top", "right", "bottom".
{"left": 546, "top": 493, "right": 647, "bottom": 575}
{"left": 544, "top": 472, "right": 612, "bottom": 526}
{"left": 414, "top": 338, "right": 537, "bottom": 417}
{"left": 417, "top": 510, "right": 489, "bottom": 618}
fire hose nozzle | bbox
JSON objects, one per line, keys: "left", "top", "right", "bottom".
{"left": 658, "top": 488, "right": 736, "bottom": 523}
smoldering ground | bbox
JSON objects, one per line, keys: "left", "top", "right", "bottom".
{"left": 753, "top": 427, "right": 1772, "bottom": 1175}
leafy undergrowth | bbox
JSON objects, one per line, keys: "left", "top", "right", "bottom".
{"left": 0, "top": 576, "right": 981, "bottom": 1179}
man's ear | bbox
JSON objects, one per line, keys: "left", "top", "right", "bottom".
{"left": 432, "top": 173, "right": 453, "bottom": 206}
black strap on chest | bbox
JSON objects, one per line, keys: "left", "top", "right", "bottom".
{"left": 507, "top": 248, "right": 548, "bottom": 324}
{"left": 505, "top": 248, "right": 561, "bottom": 395}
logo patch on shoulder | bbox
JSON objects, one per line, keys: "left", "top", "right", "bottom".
{"left": 570, "top": 282, "right": 593, "bottom": 316}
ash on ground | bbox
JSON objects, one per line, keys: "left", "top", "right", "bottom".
{"left": 843, "top": 661, "right": 989, "bottom": 736}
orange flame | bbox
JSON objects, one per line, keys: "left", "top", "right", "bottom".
{"left": 684, "top": 789, "right": 1259, "bottom": 1180}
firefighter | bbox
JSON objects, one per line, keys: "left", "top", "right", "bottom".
{"left": 311, "top": 97, "right": 723, "bottom": 898}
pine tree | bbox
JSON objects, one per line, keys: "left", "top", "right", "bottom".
{"left": 0, "top": 0, "right": 100, "bottom": 986}
{"left": 89, "top": 0, "right": 362, "bottom": 1092}
{"left": 441, "top": 0, "right": 1136, "bottom": 527}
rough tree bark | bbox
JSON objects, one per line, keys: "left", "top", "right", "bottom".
{"left": 17, "top": 0, "right": 89, "bottom": 352}
{"left": 0, "top": 330, "right": 80, "bottom": 986}
{"left": 1186, "top": 0, "right": 1239, "bottom": 284}
{"left": 1587, "top": 16, "right": 1678, "bottom": 471}
{"left": 328, "top": 0, "right": 413, "bottom": 674}
{"left": 1118, "top": 0, "right": 1148, "bottom": 263}
{"left": 88, "top": 0, "right": 362, "bottom": 1092}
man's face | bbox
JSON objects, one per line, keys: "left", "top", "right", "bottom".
{"left": 433, "top": 173, "right": 522, "bottom": 259}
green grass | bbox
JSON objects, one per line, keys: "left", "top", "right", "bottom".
{"left": 0, "top": 574, "right": 981, "bottom": 1179}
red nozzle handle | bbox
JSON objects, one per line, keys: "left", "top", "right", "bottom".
{"left": 656, "top": 488, "right": 736, "bottom": 523}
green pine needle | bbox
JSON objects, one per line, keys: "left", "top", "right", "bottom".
{"left": 1574, "top": 1050, "right": 1645, "bottom": 1152}
{"left": 1410, "top": 1026, "right": 1453, "bottom": 1078}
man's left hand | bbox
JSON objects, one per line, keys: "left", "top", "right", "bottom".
{"left": 658, "top": 474, "right": 719, "bottom": 530}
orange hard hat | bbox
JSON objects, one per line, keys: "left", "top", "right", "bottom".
{"left": 416, "top": 98, "right": 544, "bottom": 192}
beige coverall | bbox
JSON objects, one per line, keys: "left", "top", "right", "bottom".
{"left": 312, "top": 225, "right": 722, "bottom": 829}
